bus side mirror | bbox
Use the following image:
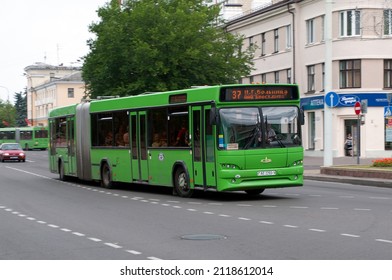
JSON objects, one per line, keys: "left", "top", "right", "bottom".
{"left": 299, "top": 109, "right": 305, "bottom": 125}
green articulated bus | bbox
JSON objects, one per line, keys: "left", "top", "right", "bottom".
{"left": 48, "top": 84, "right": 304, "bottom": 197}
{"left": 0, "top": 126, "right": 48, "bottom": 150}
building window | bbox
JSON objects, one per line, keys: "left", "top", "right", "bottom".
{"left": 274, "top": 71, "right": 279, "bottom": 83}
{"left": 384, "top": 60, "right": 392, "bottom": 88}
{"left": 307, "top": 65, "right": 315, "bottom": 92}
{"left": 287, "top": 69, "right": 292, "bottom": 84}
{"left": 261, "top": 33, "right": 266, "bottom": 56}
{"left": 384, "top": 10, "right": 392, "bottom": 35}
{"left": 261, "top": 73, "right": 266, "bottom": 84}
{"left": 306, "top": 19, "right": 315, "bottom": 44}
{"left": 274, "top": 29, "right": 279, "bottom": 53}
{"left": 321, "top": 16, "right": 325, "bottom": 41}
{"left": 286, "top": 25, "right": 292, "bottom": 48}
{"left": 340, "top": 60, "right": 361, "bottom": 88}
{"left": 248, "top": 36, "right": 254, "bottom": 47}
{"left": 249, "top": 75, "right": 254, "bottom": 84}
{"left": 340, "top": 10, "right": 361, "bottom": 37}
{"left": 68, "top": 88, "right": 74, "bottom": 98}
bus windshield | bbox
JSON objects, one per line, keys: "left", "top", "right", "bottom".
{"left": 218, "top": 106, "right": 301, "bottom": 150}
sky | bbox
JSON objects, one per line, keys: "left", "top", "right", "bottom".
{"left": 0, "top": 0, "right": 109, "bottom": 103}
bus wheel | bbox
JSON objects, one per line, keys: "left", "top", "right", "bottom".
{"left": 101, "top": 163, "right": 113, "bottom": 189}
{"left": 245, "top": 188, "right": 265, "bottom": 196}
{"left": 174, "top": 167, "right": 193, "bottom": 198}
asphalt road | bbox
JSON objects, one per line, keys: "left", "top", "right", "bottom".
{"left": 0, "top": 150, "right": 391, "bottom": 260}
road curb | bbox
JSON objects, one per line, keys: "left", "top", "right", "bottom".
{"left": 304, "top": 174, "right": 392, "bottom": 189}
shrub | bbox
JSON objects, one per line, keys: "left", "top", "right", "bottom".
{"left": 372, "top": 158, "right": 392, "bottom": 167}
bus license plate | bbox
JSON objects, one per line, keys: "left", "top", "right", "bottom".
{"left": 257, "top": 170, "right": 276, "bottom": 176}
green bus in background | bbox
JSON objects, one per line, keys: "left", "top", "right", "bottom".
{"left": 48, "top": 84, "right": 304, "bottom": 197}
{"left": 0, "top": 126, "right": 48, "bottom": 150}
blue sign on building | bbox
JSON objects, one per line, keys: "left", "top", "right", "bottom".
{"left": 325, "top": 91, "right": 339, "bottom": 107}
{"left": 301, "top": 93, "right": 389, "bottom": 111}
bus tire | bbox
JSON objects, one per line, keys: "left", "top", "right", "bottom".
{"left": 101, "top": 162, "right": 113, "bottom": 189}
{"left": 245, "top": 188, "right": 265, "bottom": 196}
{"left": 173, "top": 167, "right": 193, "bottom": 198}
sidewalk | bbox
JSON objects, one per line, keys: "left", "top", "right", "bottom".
{"left": 303, "top": 156, "right": 392, "bottom": 188}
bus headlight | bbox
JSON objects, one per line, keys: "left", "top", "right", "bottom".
{"left": 292, "top": 160, "right": 303, "bottom": 166}
{"left": 221, "top": 164, "right": 239, "bottom": 169}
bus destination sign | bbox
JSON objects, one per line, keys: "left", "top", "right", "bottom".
{"left": 221, "top": 86, "right": 297, "bottom": 102}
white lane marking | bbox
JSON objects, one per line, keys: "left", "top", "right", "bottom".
{"left": 48, "top": 224, "right": 59, "bottom": 228}
{"left": 290, "top": 206, "right": 309, "bottom": 209}
{"left": 126, "top": 250, "right": 141, "bottom": 255}
{"left": 309, "top": 228, "right": 326, "bottom": 232}
{"left": 88, "top": 237, "right": 102, "bottom": 242}
{"left": 219, "top": 214, "right": 231, "bottom": 217}
{"left": 238, "top": 217, "right": 251, "bottom": 221}
{"left": 354, "top": 208, "right": 371, "bottom": 211}
{"left": 259, "top": 221, "right": 274, "bottom": 225}
{"left": 72, "top": 232, "right": 85, "bottom": 237}
{"left": 341, "top": 233, "right": 360, "bottom": 238}
{"left": 147, "top": 257, "right": 162, "bottom": 260}
{"left": 284, "top": 225, "right": 299, "bottom": 228}
{"left": 375, "top": 239, "right": 392, "bottom": 244}
{"left": 321, "top": 207, "right": 339, "bottom": 210}
{"left": 105, "top": 243, "right": 122, "bottom": 249}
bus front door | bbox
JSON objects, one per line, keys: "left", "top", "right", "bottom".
{"left": 191, "top": 106, "right": 217, "bottom": 189}
{"left": 130, "top": 112, "right": 148, "bottom": 182}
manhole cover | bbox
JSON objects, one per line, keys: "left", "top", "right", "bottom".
{"left": 181, "top": 234, "right": 227, "bottom": 240}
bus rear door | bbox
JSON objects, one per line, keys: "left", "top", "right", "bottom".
{"left": 130, "top": 111, "right": 148, "bottom": 182}
{"left": 191, "top": 106, "right": 217, "bottom": 189}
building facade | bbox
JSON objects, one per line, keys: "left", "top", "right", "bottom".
{"left": 24, "top": 63, "right": 85, "bottom": 127}
{"left": 225, "top": 0, "right": 392, "bottom": 158}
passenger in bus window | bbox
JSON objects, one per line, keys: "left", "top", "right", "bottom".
{"left": 152, "top": 133, "right": 161, "bottom": 147}
{"left": 105, "top": 131, "right": 113, "bottom": 146}
{"left": 175, "top": 121, "right": 189, "bottom": 146}
{"left": 123, "top": 126, "right": 129, "bottom": 146}
{"left": 160, "top": 132, "right": 167, "bottom": 147}
{"left": 116, "top": 125, "right": 126, "bottom": 146}
{"left": 266, "top": 124, "right": 276, "bottom": 143}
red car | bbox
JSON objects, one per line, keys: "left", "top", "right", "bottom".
{"left": 0, "top": 143, "right": 26, "bottom": 162}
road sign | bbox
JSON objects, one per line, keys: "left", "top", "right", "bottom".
{"left": 354, "top": 101, "right": 361, "bottom": 115}
{"left": 384, "top": 106, "right": 392, "bottom": 117}
{"left": 325, "top": 91, "right": 339, "bottom": 107}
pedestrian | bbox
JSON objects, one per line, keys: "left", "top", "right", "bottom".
{"left": 344, "top": 133, "right": 353, "bottom": 156}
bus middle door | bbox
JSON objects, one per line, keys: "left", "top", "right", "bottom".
{"left": 191, "top": 106, "right": 216, "bottom": 189}
{"left": 130, "top": 112, "right": 148, "bottom": 182}
{"left": 66, "top": 116, "right": 76, "bottom": 176}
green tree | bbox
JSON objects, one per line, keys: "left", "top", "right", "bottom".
{"left": 83, "top": 0, "right": 255, "bottom": 98}
{"left": 14, "top": 89, "right": 28, "bottom": 127}
{"left": 0, "top": 100, "right": 16, "bottom": 128}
